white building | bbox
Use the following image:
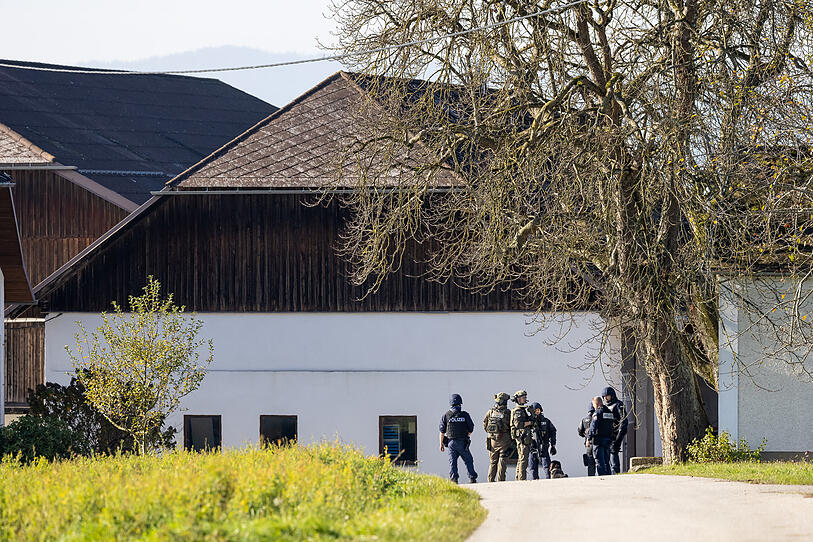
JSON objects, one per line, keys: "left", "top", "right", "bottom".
{"left": 30, "top": 73, "right": 626, "bottom": 477}
{"left": 719, "top": 276, "right": 813, "bottom": 458}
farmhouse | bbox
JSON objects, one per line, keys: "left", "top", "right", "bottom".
{"left": 29, "top": 72, "right": 625, "bottom": 477}
{"left": 0, "top": 60, "right": 277, "bottom": 416}
{"left": 0, "top": 172, "right": 33, "bottom": 425}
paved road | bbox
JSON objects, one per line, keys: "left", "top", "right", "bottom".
{"left": 467, "top": 474, "right": 813, "bottom": 542}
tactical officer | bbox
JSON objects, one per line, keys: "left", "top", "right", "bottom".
{"left": 510, "top": 390, "right": 533, "bottom": 481}
{"left": 603, "top": 386, "right": 628, "bottom": 474}
{"left": 587, "top": 396, "right": 614, "bottom": 476}
{"left": 439, "top": 393, "right": 477, "bottom": 484}
{"left": 577, "top": 404, "right": 597, "bottom": 476}
{"left": 483, "top": 392, "right": 512, "bottom": 482}
{"left": 528, "top": 402, "right": 557, "bottom": 480}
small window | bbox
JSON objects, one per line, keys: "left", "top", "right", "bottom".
{"left": 260, "top": 415, "right": 297, "bottom": 445}
{"left": 184, "top": 415, "right": 222, "bottom": 451}
{"left": 379, "top": 415, "right": 417, "bottom": 464}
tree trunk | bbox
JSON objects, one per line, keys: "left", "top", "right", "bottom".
{"left": 639, "top": 317, "right": 708, "bottom": 463}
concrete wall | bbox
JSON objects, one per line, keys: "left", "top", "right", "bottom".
{"left": 45, "top": 311, "right": 621, "bottom": 478}
{"left": 719, "top": 277, "right": 813, "bottom": 452}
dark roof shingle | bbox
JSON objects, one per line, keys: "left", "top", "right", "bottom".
{"left": 0, "top": 59, "right": 278, "bottom": 203}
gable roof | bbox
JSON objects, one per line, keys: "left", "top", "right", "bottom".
{"left": 169, "top": 71, "right": 461, "bottom": 189}
{"left": 0, "top": 60, "right": 278, "bottom": 204}
{"left": 23, "top": 72, "right": 464, "bottom": 308}
{"left": 0, "top": 172, "right": 33, "bottom": 304}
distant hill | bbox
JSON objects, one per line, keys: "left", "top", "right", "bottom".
{"left": 87, "top": 46, "right": 343, "bottom": 107}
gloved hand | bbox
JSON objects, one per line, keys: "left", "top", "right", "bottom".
{"left": 549, "top": 445, "right": 557, "bottom": 456}
{"left": 611, "top": 440, "right": 622, "bottom": 453}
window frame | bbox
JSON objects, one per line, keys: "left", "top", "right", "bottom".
{"left": 378, "top": 415, "right": 418, "bottom": 466}
{"left": 183, "top": 414, "right": 222, "bottom": 452}
{"left": 259, "top": 414, "right": 298, "bottom": 446}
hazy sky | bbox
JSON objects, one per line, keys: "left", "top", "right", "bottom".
{"left": 2, "top": 0, "right": 337, "bottom": 64}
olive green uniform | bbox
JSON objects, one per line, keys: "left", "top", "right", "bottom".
{"left": 511, "top": 404, "right": 532, "bottom": 480}
{"left": 483, "top": 404, "right": 512, "bottom": 482}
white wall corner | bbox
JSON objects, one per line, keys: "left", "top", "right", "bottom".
{"left": 717, "top": 278, "right": 739, "bottom": 441}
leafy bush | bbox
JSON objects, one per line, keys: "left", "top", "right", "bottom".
{"left": 27, "top": 373, "right": 176, "bottom": 455}
{"left": 0, "top": 415, "right": 85, "bottom": 463}
{"left": 0, "top": 444, "right": 485, "bottom": 541}
{"left": 686, "top": 426, "right": 766, "bottom": 463}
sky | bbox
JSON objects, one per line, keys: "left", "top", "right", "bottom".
{"left": 1, "top": 0, "right": 341, "bottom": 105}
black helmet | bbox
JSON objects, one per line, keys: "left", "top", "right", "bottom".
{"left": 530, "top": 402, "right": 542, "bottom": 412}
{"left": 450, "top": 393, "right": 463, "bottom": 406}
{"left": 602, "top": 387, "right": 617, "bottom": 401}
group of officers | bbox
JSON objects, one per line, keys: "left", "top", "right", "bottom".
{"left": 438, "top": 386, "right": 628, "bottom": 483}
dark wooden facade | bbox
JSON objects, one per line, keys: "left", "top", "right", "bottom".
{"left": 6, "top": 169, "right": 128, "bottom": 286}
{"left": 3, "top": 317, "right": 44, "bottom": 408}
{"left": 42, "top": 194, "right": 522, "bottom": 313}
{"left": 4, "top": 169, "right": 127, "bottom": 409}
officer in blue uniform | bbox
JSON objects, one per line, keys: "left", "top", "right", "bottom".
{"left": 439, "top": 393, "right": 477, "bottom": 483}
{"left": 577, "top": 404, "right": 597, "bottom": 476}
{"left": 602, "top": 386, "right": 628, "bottom": 474}
{"left": 587, "top": 396, "right": 614, "bottom": 476}
{"left": 528, "top": 402, "right": 557, "bottom": 480}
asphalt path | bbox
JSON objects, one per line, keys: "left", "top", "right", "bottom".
{"left": 467, "top": 473, "right": 813, "bottom": 541}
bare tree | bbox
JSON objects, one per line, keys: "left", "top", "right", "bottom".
{"left": 327, "top": 0, "right": 813, "bottom": 462}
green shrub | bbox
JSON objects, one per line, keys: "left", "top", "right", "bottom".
{"left": 0, "top": 444, "right": 485, "bottom": 541}
{"left": 27, "top": 373, "right": 176, "bottom": 455}
{"left": 0, "top": 415, "right": 85, "bottom": 463}
{"left": 686, "top": 426, "right": 766, "bottom": 463}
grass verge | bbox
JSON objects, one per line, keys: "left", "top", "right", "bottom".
{"left": 0, "top": 444, "right": 486, "bottom": 541}
{"left": 639, "top": 461, "right": 813, "bottom": 485}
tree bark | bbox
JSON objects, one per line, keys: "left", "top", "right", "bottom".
{"left": 639, "top": 317, "right": 708, "bottom": 463}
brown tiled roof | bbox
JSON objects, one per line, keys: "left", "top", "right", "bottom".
{"left": 171, "top": 72, "right": 460, "bottom": 189}
{"left": 0, "top": 123, "right": 52, "bottom": 165}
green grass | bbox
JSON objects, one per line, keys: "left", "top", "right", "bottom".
{"left": 640, "top": 461, "right": 813, "bottom": 485}
{"left": 0, "top": 444, "right": 486, "bottom": 541}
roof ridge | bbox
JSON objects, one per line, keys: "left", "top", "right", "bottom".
{"left": 165, "top": 71, "right": 347, "bottom": 189}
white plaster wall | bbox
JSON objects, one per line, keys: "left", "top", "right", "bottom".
{"left": 719, "top": 277, "right": 813, "bottom": 452}
{"left": 46, "top": 311, "right": 621, "bottom": 478}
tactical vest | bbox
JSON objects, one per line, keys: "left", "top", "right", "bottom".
{"left": 511, "top": 406, "right": 532, "bottom": 443}
{"left": 594, "top": 408, "right": 615, "bottom": 439}
{"left": 536, "top": 417, "right": 550, "bottom": 439}
{"left": 485, "top": 406, "right": 510, "bottom": 437}
{"left": 445, "top": 410, "right": 469, "bottom": 440}
{"left": 581, "top": 416, "right": 593, "bottom": 448}
{"left": 606, "top": 401, "right": 624, "bottom": 437}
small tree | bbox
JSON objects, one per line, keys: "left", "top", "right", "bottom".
{"left": 67, "top": 277, "right": 213, "bottom": 454}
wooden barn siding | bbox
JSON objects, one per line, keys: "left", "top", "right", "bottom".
{"left": 44, "top": 194, "right": 523, "bottom": 312}
{"left": 5, "top": 169, "right": 129, "bottom": 286}
{"left": 4, "top": 319, "right": 44, "bottom": 405}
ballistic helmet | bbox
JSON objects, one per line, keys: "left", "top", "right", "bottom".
{"left": 602, "top": 387, "right": 617, "bottom": 400}
{"left": 450, "top": 393, "right": 463, "bottom": 406}
{"left": 530, "top": 402, "right": 543, "bottom": 413}
{"left": 511, "top": 390, "right": 528, "bottom": 402}
{"left": 494, "top": 392, "right": 510, "bottom": 405}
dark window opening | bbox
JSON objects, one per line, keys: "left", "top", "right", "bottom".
{"left": 379, "top": 415, "right": 417, "bottom": 464}
{"left": 260, "top": 415, "right": 297, "bottom": 445}
{"left": 184, "top": 415, "right": 222, "bottom": 452}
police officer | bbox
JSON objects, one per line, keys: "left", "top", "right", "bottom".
{"left": 439, "top": 393, "right": 477, "bottom": 483}
{"left": 528, "top": 402, "right": 557, "bottom": 480}
{"left": 577, "top": 404, "right": 597, "bottom": 476}
{"left": 483, "top": 392, "right": 512, "bottom": 482}
{"left": 510, "top": 390, "right": 533, "bottom": 481}
{"left": 602, "top": 386, "right": 628, "bottom": 474}
{"left": 587, "top": 396, "right": 614, "bottom": 476}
